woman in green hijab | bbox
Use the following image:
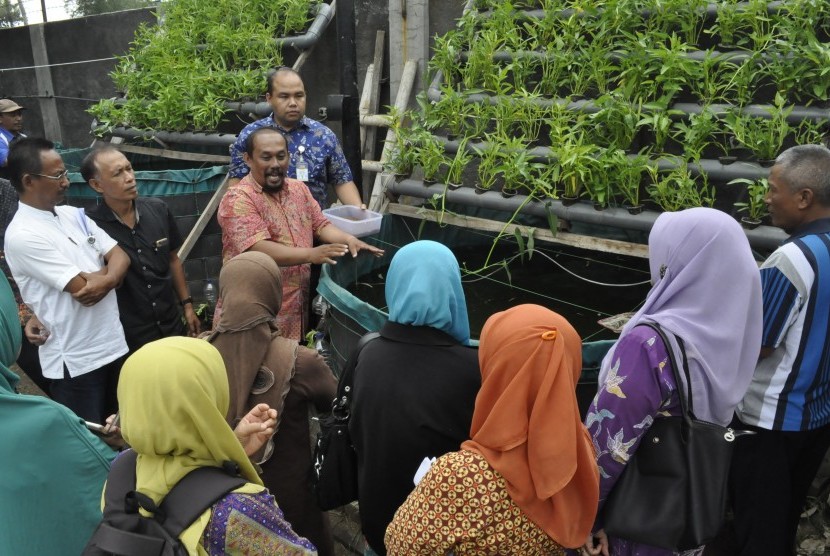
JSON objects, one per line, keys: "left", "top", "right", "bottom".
{"left": 0, "top": 273, "right": 118, "bottom": 555}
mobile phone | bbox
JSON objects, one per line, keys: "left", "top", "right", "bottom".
{"left": 84, "top": 421, "right": 107, "bottom": 434}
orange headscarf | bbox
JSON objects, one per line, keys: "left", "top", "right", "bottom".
{"left": 461, "top": 304, "right": 599, "bottom": 548}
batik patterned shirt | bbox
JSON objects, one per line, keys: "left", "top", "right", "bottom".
{"left": 228, "top": 115, "right": 353, "bottom": 209}
{"left": 217, "top": 173, "right": 330, "bottom": 341}
{"left": 202, "top": 490, "right": 317, "bottom": 555}
{"left": 385, "top": 450, "right": 566, "bottom": 556}
{"left": 585, "top": 326, "right": 702, "bottom": 556}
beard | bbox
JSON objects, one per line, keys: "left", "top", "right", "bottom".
{"left": 260, "top": 168, "right": 285, "bottom": 193}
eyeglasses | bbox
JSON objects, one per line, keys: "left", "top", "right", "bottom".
{"left": 30, "top": 170, "right": 69, "bottom": 181}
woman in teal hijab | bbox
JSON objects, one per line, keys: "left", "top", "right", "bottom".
{"left": 0, "top": 273, "right": 117, "bottom": 555}
{"left": 350, "top": 240, "right": 480, "bottom": 555}
{"left": 385, "top": 240, "right": 471, "bottom": 345}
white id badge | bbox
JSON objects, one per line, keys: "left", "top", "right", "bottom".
{"left": 296, "top": 160, "right": 310, "bottom": 181}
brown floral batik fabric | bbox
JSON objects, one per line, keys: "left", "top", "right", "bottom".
{"left": 385, "top": 450, "right": 566, "bottom": 556}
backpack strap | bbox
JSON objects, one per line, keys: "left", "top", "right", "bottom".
{"left": 102, "top": 449, "right": 247, "bottom": 536}
{"left": 158, "top": 465, "right": 247, "bottom": 536}
{"left": 102, "top": 449, "right": 140, "bottom": 522}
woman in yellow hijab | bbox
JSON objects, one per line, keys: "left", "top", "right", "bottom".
{"left": 118, "top": 336, "right": 317, "bottom": 555}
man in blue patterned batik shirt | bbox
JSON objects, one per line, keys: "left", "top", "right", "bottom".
{"left": 730, "top": 144, "right": 830, "bottom": 556}
{"left": 228, "top": 67, "right": 365, "bottom": 210}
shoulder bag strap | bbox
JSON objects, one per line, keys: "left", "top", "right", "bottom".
{"left": 642, "top": 323, "right": 693, "bottom": 421}
{"left": 336, "top": 331, "right": 380, "bottom": 403}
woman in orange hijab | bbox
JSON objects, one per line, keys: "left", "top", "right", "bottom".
{"left": 385, "top": 304, "right": 599, "bottom": 555}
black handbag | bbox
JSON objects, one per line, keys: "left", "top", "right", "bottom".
{"left": 311, "top": 332, "right": 379, "bottom": 511}
{"left": 603, "top": 323, "right": 738, "bottom": 551}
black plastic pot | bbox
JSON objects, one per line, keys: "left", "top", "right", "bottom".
{"left": 740, "top": 216, "right": 762, "bottom": 229}
{"left": 561, "top": 194, "right": 579, "bottom": 206}
{"left": 625, "top": 204, "right": 645, "bottom": 215}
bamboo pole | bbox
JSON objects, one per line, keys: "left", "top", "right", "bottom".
{"left": 368, "top": 59, "right": 419, "bottom": 212}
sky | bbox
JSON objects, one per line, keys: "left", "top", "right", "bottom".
{"left": 19, "top": 0, "right": 71, "bottom": 24}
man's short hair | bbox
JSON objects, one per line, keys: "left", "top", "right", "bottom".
{"left": 244, "top": 127, "right": 284, "bottom": 156}
{"left": 265, "top": 66, "right": 302, "bottom": 96}
{"left": 80, "top": 145, "right": 121, "bottom": 184}
{"left": 776, "top": 145, "right": 830, "bottom": 206}
{"left": 7, "top": 137, "right": 54, "bottom": 192}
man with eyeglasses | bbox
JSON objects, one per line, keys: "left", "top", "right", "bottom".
{"left": 3, "top": 137, "right": 130, "bottom": 423}
{"left": 0, "top": 99, "right": 26, "bottom": 180}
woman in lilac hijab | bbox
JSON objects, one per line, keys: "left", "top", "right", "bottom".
{"left": 581, "top": 208, "right": 763, "bottom": 556}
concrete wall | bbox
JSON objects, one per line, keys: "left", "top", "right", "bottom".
{"left": 0, "top": 8, "right": 157, "bottom": 147}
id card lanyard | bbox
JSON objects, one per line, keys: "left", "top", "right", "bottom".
{"left": 296, "top": 145, "right": 310, "bottom": 182}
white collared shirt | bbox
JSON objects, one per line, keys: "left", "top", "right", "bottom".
{"left": 4, "top": 202, "right": 128, "bottom": 378}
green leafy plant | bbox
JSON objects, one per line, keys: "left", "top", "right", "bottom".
{"left": 415, "top": 133, "right": 447, "bottom": 183}
{"left": 556, "top": 132, "right": 599, "bottom": 200}
{"left": 672, "top": 107, "right": 726, "bottom": 161}
{"left": 496, "top": 137, "right": 544, "bottom": 196}
{"left": 709, "top": 0, "right": 752, "bottom": 48}
{"left": 511, "top": 89, "right": 547, "bottom": 142}
{"left": 384, "top": 108, "right": 418, "bottom": 176}
{"left": 445, "top": 139, "right": 474, "bottom": 186}
{"left": 89, "top": 0, "right": 319, "bottom": 132}
{"left": 725, "top": 94, "right": 793, "bottom": 162}
{"left": 731, "top": 177, "right": 769, "bottom": 222}
{"left": 474, "top": 136, "right": 505, "bottom": 191}
{"left": 588, "top": 94, "right": 642, "bottom": 151}
{"left": 638, "top": 103, "right": 680, "bottom": 154}
{"left": 607, "top": 150, "right": 650, "bottom": 208}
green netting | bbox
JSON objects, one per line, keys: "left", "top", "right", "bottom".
{"left": 66, "top": 165, "right": 227, "bottom": 198}
{"left": 317, "top": 213, "right": 617, "bottom": 401}
{"left": 317, "top": 210, "right": 496, "bottom": 335}
{"left": 57, "top": 147, "right": 93, "bottom": 172}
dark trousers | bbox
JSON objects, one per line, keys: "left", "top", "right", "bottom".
{"left": 50, "top": 355, "right": 125, "bottom": 423}
{"left": 729, "top": 417, "right": 830, "bottom": 556}
{"left": 16, "top": 325, "right": 51, "bottom": 394}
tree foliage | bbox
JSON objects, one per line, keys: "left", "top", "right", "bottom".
{"left": 65, "top": 0, "right": 158, "bottom": 18}
{"left": 0, "top": 0, "right": 24, "bottom": 28}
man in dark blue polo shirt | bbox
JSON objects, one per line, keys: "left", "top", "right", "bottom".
{"left": 81, "top": 146, "right": 200, "bottom": 352}
{"left": 731, "top": 144, "right": 830, "bottom": 556}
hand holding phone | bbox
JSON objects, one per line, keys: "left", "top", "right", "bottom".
{"left": 103, "top": 412, "right": 120, "bottom": 435}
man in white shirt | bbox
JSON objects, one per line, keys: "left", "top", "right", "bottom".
{"left": 4, "top": 137, "right": 130, "bottom": 422}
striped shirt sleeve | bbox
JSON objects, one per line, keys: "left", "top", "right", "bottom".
{"left": 760, "top": 266, "right": 799, "bottom": 349}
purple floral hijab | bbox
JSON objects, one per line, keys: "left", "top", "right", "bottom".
{"left": 599, "top": 207, "right": 763, "bottom": 425}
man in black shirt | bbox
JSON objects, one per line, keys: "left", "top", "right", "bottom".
{"left": 81, "top": 146, "right": 200, "bottom": 352}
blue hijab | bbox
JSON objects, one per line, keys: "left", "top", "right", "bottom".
{"left": 385, "top": 240, "right": 471, "bottom": 345}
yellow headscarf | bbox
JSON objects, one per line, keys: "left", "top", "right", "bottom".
{"left": 118, "top": 337, "right": 263, "bottom": 509}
